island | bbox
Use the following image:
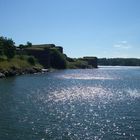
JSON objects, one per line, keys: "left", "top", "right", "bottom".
{"left": 0, "top": 36, "right": 98, "bottom": 78}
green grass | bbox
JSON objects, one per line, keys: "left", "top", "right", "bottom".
{"left": 25, "top": 47, "right": 44, "bottom": 51}
{"left": 0, "top": 55, "right": 43, "bottom": 71}
{"left": 67, "top": 60, "right": 90, "bottom": 69}
{"left": 25, "top": 45, "right": 52, "bottom": 51}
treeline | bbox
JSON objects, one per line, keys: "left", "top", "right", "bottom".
{"left": 98, "top": 58, "right": 140, "bottom": 66}
{"left": 0, "top": 36, "right": 16, "bottom": 59}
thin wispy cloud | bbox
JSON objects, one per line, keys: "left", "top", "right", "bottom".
{"left": 113, "top": 41, "right": 132, "bottom": 49}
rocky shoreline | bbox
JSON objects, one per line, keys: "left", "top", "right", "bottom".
{"left": 0, "top": 67, "right": 49, "bottom": 78}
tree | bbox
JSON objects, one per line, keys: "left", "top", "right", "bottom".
{"left": 27, "top": 56, "right": 36, "bottom": 65}
{"left": 3, "top": 38, "right": 15, "bottom": 59}
{"left": 19, "top": 44, "right": 25, "bottom": 50}
{"left": 0, "top": 36, "right": 16, "bottom": 59}
{"left": 26, "top": 41, "right": 32, "bottom": 48}
{"left": 0, "top": 36, "right": 5, "bottom": 55}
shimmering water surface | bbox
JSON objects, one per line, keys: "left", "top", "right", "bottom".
{"left": 0, "top": 66, "right": 140, "bottom": 140}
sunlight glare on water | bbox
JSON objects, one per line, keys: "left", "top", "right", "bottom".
{"left": 57, "top": 72, "right": 116, "bottom": 80}
{"left": 0, "top": 67, "right": 140, "bottom": 140}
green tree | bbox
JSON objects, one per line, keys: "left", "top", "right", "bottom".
{"left": 27, "top": 56, "right": 36, "bottom": 65}
{"left": 0, "top": 36, "right": 5, "bottom": 55}
{"left": 4, "top": 38, "right": 15, "bottom": 59}
{"left": 26, "top": 41, "right": 32, "bottom": 48}
{"left": 19, "top": 44, "right": 25, "bottom": 50}
{"left": 0, "top": 36, "right": 16, "bottom": 59}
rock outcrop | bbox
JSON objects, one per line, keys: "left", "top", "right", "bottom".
{"left": 0, "top": 67, "right": 43, "bottom": 78}
{"left": 82, "top": 57, "right": 98, "bottom": 68}
{"left": 17, "top": 44, "right": 64, "bottom": 69}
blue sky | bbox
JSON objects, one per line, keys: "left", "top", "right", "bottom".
{"left": 0, "top": 0, "right": 140, "bottom": 58}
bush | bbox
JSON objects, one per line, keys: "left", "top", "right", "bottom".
{"left": 0, "top": 50, "right": 3, "bottom": 55}
{"left": 67, "top": 60, "right": 91, "bottom": 69}
{"left": 27, "top": 56, "right": 36, "bottom": 65}
{"left": 0, "top": 55, "right": 7, "bottom": 62}
{"left": 16, "top": 55, "right": 28, "bottom": 60}
{"left": 18, "top": 55, "right": 25, "bottom": 60}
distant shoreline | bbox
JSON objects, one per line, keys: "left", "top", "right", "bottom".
{"left": 98, "top": 58, "right": 140, "bottom": 66}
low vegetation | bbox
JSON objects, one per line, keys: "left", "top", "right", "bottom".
{"left": 0, "top": 55, "right": 42, "bottom": 71}
{"left": 0, "top": 36, "right": 43, "bottom": 74}
{"left": 67, "top": 59, "right": 89, "bottom": 69}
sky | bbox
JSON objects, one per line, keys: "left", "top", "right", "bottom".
{"left": 0, "top": 0, "right": 140, "bottom": 58}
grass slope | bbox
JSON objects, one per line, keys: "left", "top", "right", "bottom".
{"left": 0, "top": 55, "right": 43, "bottom": 71}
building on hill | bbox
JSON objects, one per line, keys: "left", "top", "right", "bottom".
{"left": 82, "top": 57, "right": 98, "bottom": 68}
{"left": 16, "top": 44, "right": 64, "bottom": 68}
{"left": 31, "top": 44, "right": 63, "bottom": 54}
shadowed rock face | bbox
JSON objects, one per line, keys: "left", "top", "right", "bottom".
{"left": 21, "top": 44, "right": 64, "bottom": 68}
{"left": 25, "top": 49, "right": 51, "bottom": 68}
{"left": 0, "top": 67, "right": 42, "bottom": 78}
{"left": 55, "top": 46, "right": 63, "bottom": 53}
{"left": 16, "top": 44, "right": 98, "bottom": 69}
{"left": 25, "top": 50, "right": 98, "bottom": 69}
